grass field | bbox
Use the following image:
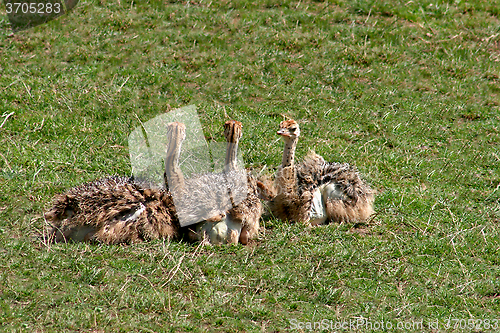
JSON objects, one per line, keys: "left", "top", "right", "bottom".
{"left": 1, "top": 0, "right": 499, "bottom": 331}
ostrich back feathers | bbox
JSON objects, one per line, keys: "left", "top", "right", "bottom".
{"left": 297, "top": 152, "right": 375, "bottom": 223}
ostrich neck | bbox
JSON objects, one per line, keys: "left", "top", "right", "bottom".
{"left": 281, "top": 137, "right": 298, "bottom": 168}
{"left": 224, "top": 142, "right": 239, "bottom": 173}
{"left": 165, "top": 140, "right": 185, "bottom": 192}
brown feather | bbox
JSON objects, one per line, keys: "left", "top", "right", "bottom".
{"left": 45, "top": 176, "right": 181, "bottom": 244}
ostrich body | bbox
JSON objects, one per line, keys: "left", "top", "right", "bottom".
{"left": 268, "top": 119, "right": 374, "bottom": 225}
{"left": 45, "top": 122, "right": 187, "bottom": 244}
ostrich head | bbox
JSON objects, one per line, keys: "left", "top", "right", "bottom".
{"left": 166, "top": 122, "right": 186, "bottom": 144}
{"left": 277, "top": 119, "right": 300, "bottom": 140}
{"left": 224, "top": 120, "right": 243, "bottom": 143}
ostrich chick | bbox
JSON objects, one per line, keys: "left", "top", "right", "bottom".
{"left": 268, "top": 119, "right": 375, "bottom": 225}
{"left": 45, "top": 122, "right": 187, "bottom": 244}
{"left": 190, "top": 120, "right": 263, "bottom": 245}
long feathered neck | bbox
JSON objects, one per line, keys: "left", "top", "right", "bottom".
{"left": 225, "top": 142, "right": 239, "bottom": 173}
{"left": 275, "top": 136, "right": 299, "bottom": 197}
{"left": 165, "top": 133, "right": 185, "bottom": 193}
{"left": 223, "top": 121, "right": 243, "bottom": 173}
{"left": 281, "top": 136, "right": 298, "bottom": 168}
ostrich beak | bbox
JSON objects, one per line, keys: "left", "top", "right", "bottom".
{"left": 277, "top": 129, "right": 290, "bottom": 137}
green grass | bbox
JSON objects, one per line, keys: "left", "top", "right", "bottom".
{"left": 1, "top": 0, "right": 499, "bottom": 331}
